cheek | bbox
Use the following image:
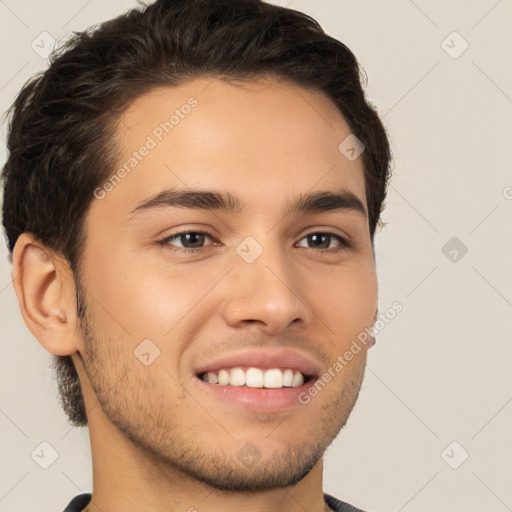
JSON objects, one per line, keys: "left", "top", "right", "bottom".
{"left": 83, "top": 249, "right": 226, "bottom": 341}
{"left": 307, "top": 262, "right": 377, "bottom": 343}
{"left": 87, "top": 269, "right": 188, "bottom": 338}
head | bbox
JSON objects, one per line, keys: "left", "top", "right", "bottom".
{"left": 2, "top": 0, "right": 391, "bottom": 492}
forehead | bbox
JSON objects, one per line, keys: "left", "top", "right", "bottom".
{"left": 94, "top": 77, "right": 366, "bottom": 221}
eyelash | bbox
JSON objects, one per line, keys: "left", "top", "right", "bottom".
{"left": 157, "top": 229, "right": 351, "bottom": 254}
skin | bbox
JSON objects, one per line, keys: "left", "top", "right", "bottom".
{"left": 13, "top": 78, "right": 378, "bottom": 512}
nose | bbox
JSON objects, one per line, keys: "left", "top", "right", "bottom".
{"left": 219, "top": 244, "right": 313, "bottom": 335}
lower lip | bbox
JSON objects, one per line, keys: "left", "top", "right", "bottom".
{"left": 194, "top": 376, "right": 313, "bottom": 413}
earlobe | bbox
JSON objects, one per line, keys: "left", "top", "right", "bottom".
{"left": 11, "top": 233, "right": 79, "bottom": 356}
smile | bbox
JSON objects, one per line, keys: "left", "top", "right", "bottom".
{"left": 198, "top": 367, "right": 307, "bottom": 388}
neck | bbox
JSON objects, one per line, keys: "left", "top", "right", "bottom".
{"left": 83, "top": 412, "right": 329, "bottom": 512}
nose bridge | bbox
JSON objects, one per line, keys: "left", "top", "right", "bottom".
{"left": 220, "top": 235, "right": 311, "bottom": 333}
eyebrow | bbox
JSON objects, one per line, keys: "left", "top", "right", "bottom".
{"left": 129, "top": 187, "right": 367, "bottom": 219}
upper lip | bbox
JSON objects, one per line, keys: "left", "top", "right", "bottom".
{"left": 194, "top": 348, "right": 323, "bottom": 378}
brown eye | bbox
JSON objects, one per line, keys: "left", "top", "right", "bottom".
{"left": 159, "top": 231, "right": 216, "bottom": 252}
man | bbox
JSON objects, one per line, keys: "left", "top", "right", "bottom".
{"left": 1, "top": 0, "right": 391, "bottom": 510}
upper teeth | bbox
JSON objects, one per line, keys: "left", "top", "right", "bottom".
{"left": 201, "top": 367, "right": 305, "bottom": 388}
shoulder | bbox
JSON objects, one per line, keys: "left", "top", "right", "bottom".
{"left": 64, "top": 492, "right": 364, "bottom": 512}
{"left": 324, "top": 492, "right": 368, "bottom": 512}
{"left": 62, "top": 493, "right": 92, "bottom": 512}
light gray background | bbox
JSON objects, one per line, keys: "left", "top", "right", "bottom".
{"left": 1, "top": 1, "right": 511, "bottom": 511}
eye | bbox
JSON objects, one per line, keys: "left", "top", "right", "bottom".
{"left": 159, "top": 231, "right": 216, "bottom": 252}
{"left": 157, "top": 229, "right": 350, "bottom": 254}
{"left": 296, "top": 232, "right": 350, "bottom": 251}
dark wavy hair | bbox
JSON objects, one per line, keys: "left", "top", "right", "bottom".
{"left": 1, "top": 0, "right": 392, "bottom": 427}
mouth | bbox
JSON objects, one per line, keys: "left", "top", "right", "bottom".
{"left": 192, "top": 349, "right": 321, "bottom": 413}
{"left": 197, "top": 366, "right": 315, "bottom": 388}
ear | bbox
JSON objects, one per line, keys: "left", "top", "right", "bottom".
{"left": 11, "top": 233, "right": 81, "bottom": 356}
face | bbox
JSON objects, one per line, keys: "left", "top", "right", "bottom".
{"left": 73, "top": 78, "right": 378, "bottom": 491}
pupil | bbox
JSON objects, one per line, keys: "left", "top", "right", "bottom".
{"left": 309, "top": 234, "right": 328, "bottom": 248}
{"left": 183, "top": 233, "right": 204, "bottom": 248}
